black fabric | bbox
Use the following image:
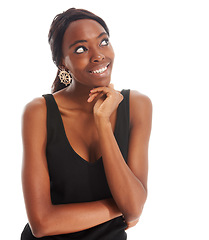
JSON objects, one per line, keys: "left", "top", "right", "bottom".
{"left": 21, "top": 89, "right": 130, "bottom": 240}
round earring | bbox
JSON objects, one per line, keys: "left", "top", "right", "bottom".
{"left": 58, "top": 69, "right": 72, "bottom": 86}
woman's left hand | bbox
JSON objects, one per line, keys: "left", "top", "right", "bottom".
{"left": 87, "top": 83, "right": 124, "bottom": 121}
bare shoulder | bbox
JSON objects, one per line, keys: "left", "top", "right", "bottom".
{"left": 22, "top": 97, "right": 47, "bottom": 140}
{"left": 21, "top": 96, "right": 47, "bottom": 151}
{"left": 129, "top": 90, "right": 152, "bottom": 126}
{"left": 129, "top": 89, "right": 152, "bottom": 108}
{"left": 22, "top": 97, "right": 46, "bottom": 121}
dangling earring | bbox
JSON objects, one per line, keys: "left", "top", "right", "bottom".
{"left": 58, "top": 68, "right": 72, "bottom": 86}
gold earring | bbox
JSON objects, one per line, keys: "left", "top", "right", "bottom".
{"left": 58, "top": 69, "right": 72, "bottom": 86}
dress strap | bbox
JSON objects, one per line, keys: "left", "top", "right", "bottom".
{"left": 121, "top": 89, "right": 130, "bottom": 129}
{"left": 42, "top": 94, "right": 64, "bottom": 144}
{"left": 116, "top": 89, "right": 130, "bottom": 163}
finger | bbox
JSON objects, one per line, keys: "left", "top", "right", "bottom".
{"left": 95, "top": 91, "right": 106, "bottom": 100}
{"left": 87, "top": 92, "right": 105, "bottom": 102}
{"left": 90, "top": 87, "right": 107, "bottom": 94}
{"left": 87, "top": 92, "right": 99, "bottom": 102}
{"left": 90, "top": 83, "right": 115, "bottom": 93}
{"left": 90, "top": 86, "right": 113, "bottom": 94}
{"left": 108, "top": 83, "right": 114, "bottom": 89}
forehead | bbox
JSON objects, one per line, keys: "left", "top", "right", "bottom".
{"left": 63, "top": 19, "right": 106, "bottom": 42}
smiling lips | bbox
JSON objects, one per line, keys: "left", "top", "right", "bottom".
{"left": 89, "top": 63, "right": 110, "bottom": 74}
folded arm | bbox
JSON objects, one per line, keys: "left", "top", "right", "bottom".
{"left": 94, "top": 89, "right": 152, "bottom": 224}
{"left": 21, "top": 97, "right": 122, "bottom": 238}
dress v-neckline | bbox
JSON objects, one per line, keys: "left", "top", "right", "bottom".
{"left": 50, "top": 93, "right": 122, "bottom": 165}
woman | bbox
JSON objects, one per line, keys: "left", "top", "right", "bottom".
{"left": 21, "top": 8, "right": 152, "bottom": 240}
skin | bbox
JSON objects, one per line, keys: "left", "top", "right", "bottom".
{"left": 21, "top": 19, "right": 152, "bottom": 237}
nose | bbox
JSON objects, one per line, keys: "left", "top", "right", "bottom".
{"left": 90, "top": 53, "right": 105, "bottom": 63}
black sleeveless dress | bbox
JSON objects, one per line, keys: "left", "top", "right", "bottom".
{"left": 21, "top": 89, "right": 130, "bottom": 240}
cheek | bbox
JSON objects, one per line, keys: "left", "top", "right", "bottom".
{"left": 64, "top": 55, "right": 88, "bottom": 74}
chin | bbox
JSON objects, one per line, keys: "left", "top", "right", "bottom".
{"left": 92, "top": 78, "right": 111, "bottom": 88}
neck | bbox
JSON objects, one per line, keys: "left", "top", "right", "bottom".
{"left": 64, "top": 80, "right": 96, "bottom": 113}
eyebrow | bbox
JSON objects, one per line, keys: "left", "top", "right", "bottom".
{"left": 69, "top": 32, "right": 108, "bottom": 49}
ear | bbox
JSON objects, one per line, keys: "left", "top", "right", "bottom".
{"left": 58, "top": 64, "right": 67, "bottom": 71}
{"left": 58, "top": 57, "right": 67, "bottom": 70}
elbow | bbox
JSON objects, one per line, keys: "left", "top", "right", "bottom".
{"left": 32, "top": 229, "right": 44, "bottom": 239}
{"left": 124, "top": 190, "right": 147, "bottom": 222}
{"left": 124, "top": 206, "right": 144, "bottom": 223}
{"left": 30, "top": 216, "right": 50, "bottom": 238}
{"left": 30, "top": 222, "right": 47, "bottom": 238}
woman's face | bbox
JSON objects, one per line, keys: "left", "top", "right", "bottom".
{"left": 61, "top": 19, "right": 115, "bottom": 88}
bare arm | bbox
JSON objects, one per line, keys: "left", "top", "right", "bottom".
{"left": 91, "top": 88, "right": 152, "bottom": 224}
{"left": 21, "top": 97, "right": 122, "bottom": 238}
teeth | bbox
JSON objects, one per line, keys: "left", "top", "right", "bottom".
{"left": 92, "top": 66, "right": 107, "bottom": 74}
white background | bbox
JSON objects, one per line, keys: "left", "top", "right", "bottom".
{"left": 0, "top": 0, "right": 209, "bottom": 239}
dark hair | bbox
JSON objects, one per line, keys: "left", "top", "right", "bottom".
{"left": 48, "top": 8, "right": 110, "bottom": 93}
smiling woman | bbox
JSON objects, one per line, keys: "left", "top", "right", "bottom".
{"left": 21, "top": 7, "right": 152, "bottom": 240}
{"left": 48, "top": 8, "right": 112, "bottom": 93}
{"left": 60, "top": 19, "right": 114, "bottom": 88}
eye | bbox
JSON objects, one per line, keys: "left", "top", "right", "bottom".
{"left": 100, "top": 38, "right": 109, "bottom": 47}
{"left": 74, "top": 46, "right": 88, "bottom": 54}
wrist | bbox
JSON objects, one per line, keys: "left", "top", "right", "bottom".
{"left": 94, "top": 116, "right": 111, "bottom": 129}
